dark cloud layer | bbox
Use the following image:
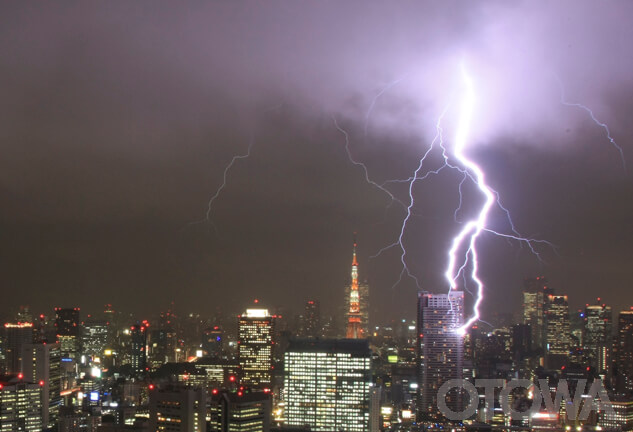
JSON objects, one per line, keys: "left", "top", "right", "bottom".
{"left": 0, "top": 1, "right": 632, "bottom": 322}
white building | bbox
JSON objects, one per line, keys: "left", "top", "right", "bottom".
{"left": 284, "top": 339, "right": 371, "bottom": 432}
{"left": 0, "top": 377, "right": 43, "bottom": 432}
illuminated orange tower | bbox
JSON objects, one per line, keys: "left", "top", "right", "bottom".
{"left": 346, "top": 235, "right": 363, "bottom": 339}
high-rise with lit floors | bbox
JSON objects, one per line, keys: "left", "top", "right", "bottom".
{"left": 54, "top": 308, "right": 80, "bottom": 359}
{"left": 416, "top": 290, "right": 464, "bottom": 420}
{"left": 545, "top": 295, "right": 573, "bottom": 354}
{"left": 284, "top": 339, "right": 371, "bottom": 432}
{"left": 615, "top": 309, "right": 633, "bottom": 393}
{"left": 82, "top": 318, "right": 109, "bottom": 359}
{"left": 149, "top": 386, "right": 206, "bottom": 432}
{"left": 0, "top": 375, "right": 43, "bottom": 432}
{"left": 522, "top": 276, "right": 552, "bottom": 351}
{"left": 583, "top": 300, "right": 612, "bottom": 375}
{"left": 209, "top": 390, "right": 272, "bottom": 432}
{"left": 346, "top": 237, "right": 368, "bottom": 339}
{"left": 301, "top": 300, "right": 321, "bottom": 338}
{"left": 21, "top": 343, "right": 62, "bottom": 428}
{"left": 130, "top": 321, "right": 149, "bottom": 375}
{"left": 238, "top": 308, "right": 274, "bottom": 387}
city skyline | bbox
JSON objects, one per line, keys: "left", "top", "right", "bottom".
{"left": 1, "top": 2, "right": 633, "bottom": 326}
{"left": 3, "top": 2, "right": 633, "bottom": 430}
{"left": 1, "top": 271, "right": 633, "bottom": 430}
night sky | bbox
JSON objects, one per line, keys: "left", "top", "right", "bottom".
{"left": 1, "top": 1, "right": 632, "bottom": 323}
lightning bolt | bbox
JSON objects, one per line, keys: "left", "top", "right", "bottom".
{"left": 191, "top": 103, "right": 286, "bottom": 232}
{"left": 443, "top": 68, "right": 489, "bottom": 334}
{"left": 333, "top": 115, "right": 407, "bottom": 209}
{"left": 363, "top": 76, "right": 408, "bottom": 140}
{"left": 445, "top": 67, "right": 557, "bottom": 334}
{"left": 558, "top": 86, "right": 626, "bottom": 170}
{"left": 188, "top": 137, "right": 254, "bottom": 233}
{"left": 350, "top": 69, "right": 552, "bottom": 309}
{"left": 204, "top": 138, "right": 254, "bottom": 223}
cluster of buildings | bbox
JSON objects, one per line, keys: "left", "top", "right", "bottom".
{"left": 1, "top": 243, "right": 633, "bottom": 432}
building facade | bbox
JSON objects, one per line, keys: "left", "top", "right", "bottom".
{"left": 209, "top": 390, "right": 271, "bottom": 432}
{"left": 0, "top": 376, "right": 43, "bottom": 432}
{"left": 54, "top": 308, "right": 81, "bottom": 359}
{"left": 82, "top": 319, "right": 109, "bottom": 359}
{"left": 130, "top": 322, "right": 149, "bottom": 375}
{"left": 21, "top": 343, "right": 62, "bottom": 428}
{"left": 417, "top": 290, "right": 464, "bottom": 420}
{"left": 284, "top": 339, "right": 371, "bottom": 431}
{"left": 238, "top": 309, "right": 274, "bottom": 388}
{"left": 583, "top": 302, "right": 612, "bottom": 375}
{"left": 3, "top": 323, "right": 33, "bottom": 374}
{"left": 615, "top": 310, "right": 633, "bottom": 393}
{"left": 301, "top": 300, "right": 321, "bottom": 338}
{"left": 148, "top": 386, "right": 206, "bottom": 432}
{"left": 522, "top": 276, "right": 552, "bottom": 351}
{"left": 545, "top": 295, "right": 573, "bottom": 355}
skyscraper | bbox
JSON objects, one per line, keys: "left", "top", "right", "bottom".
{"left": 4, "top": 322, "right": 34, "bottom": 374}
{"left": 150, "top": 311, "right": 178, "bottom": 367}
{"left": 130, "top": 321, "right": 149, "bottom": 375}
{"left": 346, "top": 237, "right": 369, "bottom": 339}
{"left": 583, "top": 300, "right": 612, "bottom": 375}
{"left": 202, "top": 326, "right": 224, "bottom": 358}
{"left": 0, "top": 376, "right": 44, "bottom": 432}
{"left": 522, "top": 276, "right": 552, "bottom": 351}
{"left": 301, "top": 299, "right": 321, "bottom": 338}
{"left": 284, "top": 339, "right": 371, "bottom": 431}
{"left": 54, "top": 308, "right": 80, "bottom": 359}
{"left": 416, "top": 290, "right": 464, "bottom": 420}
{"left": 149, "top": 386, "right": 206, "bottom": 432}
{"left": 208, "top": 390, "right": 272, "bottom": 432}
{"left": 82, "top": 318, "right": 109, "bottom": 359}
{"left": 511, "top": 323, "right": 532, "bottom": 363}
{"left": 545, "top": 295, "right": 573, "bottom": 354}
{"left": 615, "top": 309, "right": 633, "bottom": 393}
{"left": 238, "top": 308, "right": 274, "bottom": 387}
{"left": 21, "top": 343, "right": 62, "bottom": 428}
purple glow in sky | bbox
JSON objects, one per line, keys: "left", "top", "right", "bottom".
{"left": 0, "top": 1, "right": 632, "bottom": 319}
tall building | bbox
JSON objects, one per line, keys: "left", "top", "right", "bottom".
{"left": 3, "top": 322, "right": 33, "bottom": 374}
{"left": 598, "top": 397, "right": 633, "bottom": 430}
{"left": 0, "top": 375, "right": 44, "bottom": 432}
{"left": 417, "top": 290, "right": 464, "bottom": 420}
{"left": 284, "top": 339, "right": 372, "bottom": 431}
{"left": 54, "top": 308, "right": 80, "bottom": 358}
{"left": 615, "top": 309, "right": 633, "bottom": 393}
{"left": 522, "top": 276, "right": 552, "bottom": 351}
{"left": 202, "top": 326, "right": 224, "bottom": 358}
{"left": 369, "top": 387, "right": 382, "bottom": 432}
{"left": 149, "top": 386, "right": 206, "bottom": 432}
{"left": 82, "top": 319, "right": 109, "bottom": 359}
{"left": 57, "top": 409, "right": 101, "bottom": 432}
{"left": 545, "top": 295, "right": 573, "bottom": 355}
{"left": 511, "top": 323, "right": 532, "bottom": 365}
{"left": 16, "top": 306, "right": 33, "bottom": 324}
{"left": 301, "top": 300, "right": 321, "bottom": 338}
{"left": 238, "top": 308, "right": 274, "bottom": 388}
{"left": 21, "top": 343, "right": 62, "bottom": 428}
{"left": 150, "top": 310, "right": 178, "bottom": 367}
{"left": 346, "top": 237, "right": 369, "bottom": 339}
{"left": 583, "top": 301, "right": 612, "bottom": 374}
{"left": 130, "top": 321, "right": 149, "bottom": 375}
{"left": 209, "top": 390, "right": 272, "bottom": 432}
